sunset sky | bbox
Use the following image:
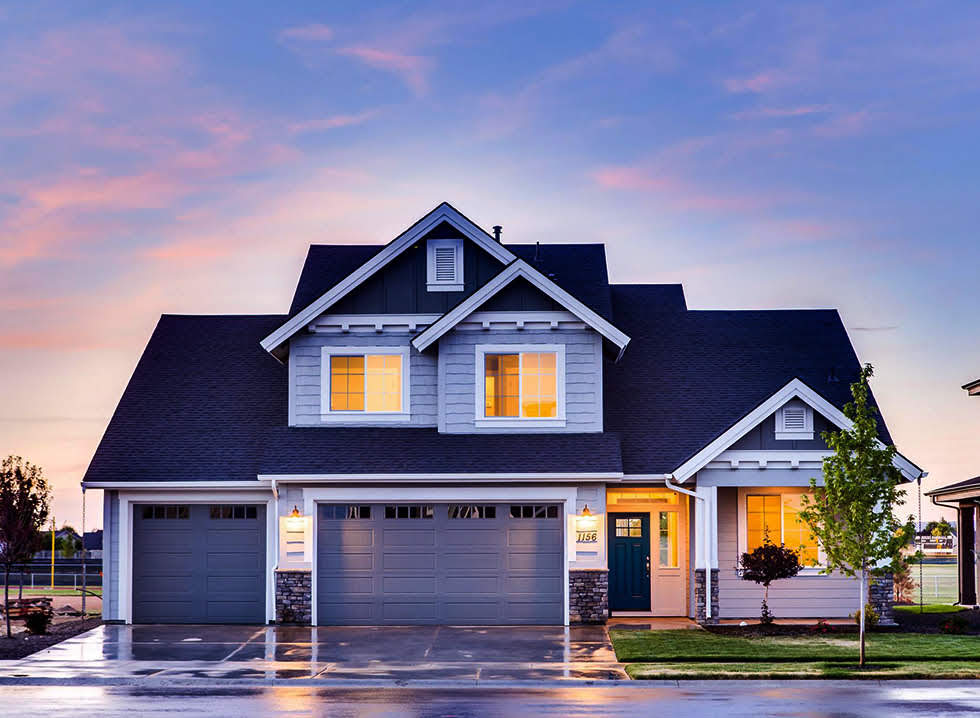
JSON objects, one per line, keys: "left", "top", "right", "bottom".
{"left": 2, "top": 2, "right": 978, "bottom": 530}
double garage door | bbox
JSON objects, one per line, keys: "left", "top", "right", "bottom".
{"left": 132, "top": 503, "right": 266, "bottom": 623}
{"left": 131, "top": 501, "right": 564, "bottom": 625}
{"left": 317, "top": 502, "right": 565, "bottom": 625}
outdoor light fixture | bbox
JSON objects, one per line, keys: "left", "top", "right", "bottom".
{"left": 575, "top": 504, "right": 599, "bottom": 542}
{"left": 286, "top": 505, "right": 304, "bottom": 532}
{"left": 581, "top": 504, "right": 592, "bottom": 517}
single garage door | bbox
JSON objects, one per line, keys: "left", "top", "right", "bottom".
{"left": 132, "top": 503, "right": 266, "bottom": 623}
{"left": 317, "top": 502, "right": 564, "bottom": 625}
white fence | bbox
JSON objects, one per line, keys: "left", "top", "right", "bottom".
{"left": 1, "top": 573, "right": 103, "bottom": 590}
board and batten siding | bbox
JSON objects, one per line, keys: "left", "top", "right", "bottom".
{"left": 716, "top": 486, "right": 860, "bottom": 618}
{"left": 438, "top": 328, "right": 603, "bottom": 433}
{"left": 103, "top": 490, "right": 119, "bottom": 620}
{"left": 289, "top": 333, "right": 437, "bottom": 427}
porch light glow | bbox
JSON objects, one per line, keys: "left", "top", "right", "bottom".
{"left": 581, "top": 504, "right": 592, "bottom": 517}
{"left": 286, "top": 505, "right": 304, "bottom": 532}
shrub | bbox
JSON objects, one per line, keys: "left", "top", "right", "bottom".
{"left": 940, "top": 616, "right": 969, "bottom": 635}
{"left": 852, "top": 603, "right": 879, "bottom": 628}
{"left": 23, "top": 607, "right": 52, "bottom": 635}
{"left": 892, "top": 557, "right": 917, "bottom": 604}
{"left": 810, "top": 619, "right": 833, "bottom": 634}
{"left": 738, "top": 531, "right": 803, "bottom": 625}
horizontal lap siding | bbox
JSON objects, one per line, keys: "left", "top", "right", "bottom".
{"left": 439, "top": 328, "right": 603, "bottom": 433}
{"left": 716, "top": 486, "right": 860, "bottom": 618}
{"left": 105, "top": 490, "right": 119, "bottom": 620}
{"left": 290, "top": 334, "right": 437, "bottom": 427}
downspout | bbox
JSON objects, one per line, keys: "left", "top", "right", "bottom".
{"left": 665, "top": 475, "right": 711, "bottom": 620}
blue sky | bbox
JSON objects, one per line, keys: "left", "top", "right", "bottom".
{"left": 1, "top": 1, "right": 978, "bottom": 527}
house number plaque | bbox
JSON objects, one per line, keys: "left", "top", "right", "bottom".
{"left": 576, "top": 530, "right": 598, "bottom": 543}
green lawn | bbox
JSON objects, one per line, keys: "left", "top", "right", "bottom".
{"left": 625, "top": 661, "right": 980, "bottom": 680}
{"left": 894, "top": 603, "right": 965, "bottom": 614}
{"left": 610, "top": 629, "right": 980, "bottom": 663}
{"left": 6, "top": 588, "right": 102, "bottom": 598}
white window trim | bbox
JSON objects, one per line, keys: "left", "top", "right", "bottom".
{"left": 426, "top": 238, "right": 464, "bottom": 292}
{"left": 473, "top": 343, "right": 566, "bottom": 428}
{"left": 775, "top": 402, "right": 814, "bottom": 441}
{"left": 320, "top": 345, "right": 411, "bottom": 422}
{"left": 736, "top": 486, "right": 825, "bottom": 574}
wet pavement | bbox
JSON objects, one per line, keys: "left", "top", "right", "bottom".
{"left": 0, "top": 624, "right": 627, "bottom": 684}
{"left": 1, "top": 681, "right": 979, "bottom": 717}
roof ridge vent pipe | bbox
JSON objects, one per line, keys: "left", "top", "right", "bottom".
{"left": 534, "top": 241, "right": 540, "bottom": 263}
{"left": 492, "top": 225, "right": 502, "bottom": 242}
{"left": 665, "top": 475, "right": 711, "bottom": 620}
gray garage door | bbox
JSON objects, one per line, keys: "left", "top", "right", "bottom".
{"left": 316, "top": 503, "right": 564, "bottom": 625}
{"left": 132, "top": 503, "right": 266, "bottom": 623}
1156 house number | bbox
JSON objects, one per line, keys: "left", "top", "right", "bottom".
{"left": 576, "top": 530, "right": 598, "bottom": 543}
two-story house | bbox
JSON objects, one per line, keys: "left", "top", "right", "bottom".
{"left": 82, "top": 202, "right": 922, "bottom": 626}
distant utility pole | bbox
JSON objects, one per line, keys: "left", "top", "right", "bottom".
{"left": 50, "top": 514, "right": 55, "bottom": 591}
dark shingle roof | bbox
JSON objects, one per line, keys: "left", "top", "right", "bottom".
{"left": 82, "top": 315, "right": 622, "bottom": 482}
{"left": 925, "top": 476, "right": 980, "bottom": 497}
{"left": 288, "top": 242, "right": 615, "bottom": 321}
{"left": 604, "top": 285, "right": 893, "bottom": 474}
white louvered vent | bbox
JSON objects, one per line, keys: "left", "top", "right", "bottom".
{"left": 782, "top": 406, "right": 807, "bottom": 431}
{"left": 434, "top": 246, "right": 457, "bottom": 282}
{"left": 426, "top": 238, "right": 464, "bottom": 291}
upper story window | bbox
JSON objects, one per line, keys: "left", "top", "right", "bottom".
{"left": 426, "top": 238, "right": 464, "bottom": 292}
{"left": 320, "top": 347, "right": 410, "bottom": 421}
{"left": 745, "top": 493, "right": 820, "bottom": 566}
{"left": 475, "top": 344, "right": 566, "bottom": 428}
{"left": 775, "top": 401, "right": 813, "bottom": 440}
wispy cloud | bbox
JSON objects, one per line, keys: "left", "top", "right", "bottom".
{"left": 724, "top": 69, "right": 793, "bottom": 94}
{"left": 336, "top": 46, "right": 431, "bottom": 96}
{"left": 287, "top": 109, "right": 379, "bottom": 134}
{"left": 732, "top": 105, "right": 832, "bottom": 120}
{"left": 277, "top": 23, "right": 333, "bottom": 42}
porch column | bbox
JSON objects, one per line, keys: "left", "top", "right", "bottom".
{"left": 694, "top": 485, "right": 719, "bottom": 624}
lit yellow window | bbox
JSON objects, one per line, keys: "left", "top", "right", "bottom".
{"left": 484, "top": 351, "right": 558, "bottom": 418}
{"left": 330, "top": 354, "right": 401, "bottom": 412}
{"left": 658, "top": 511, "right": 679, "bottom": 568}
{"left": 485, "top": 354, "right": 519, "bottom": 417}
{"left": 746, "top": 495, "right": 780, "bottom": 552}
{"left": 782, "top": 495, "right": 819, "bottom": 566}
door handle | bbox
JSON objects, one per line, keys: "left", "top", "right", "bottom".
{"left": 645, "top": 555, "right": 651, "bottom": 577}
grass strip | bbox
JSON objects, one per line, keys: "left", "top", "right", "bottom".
{"left": 625, "top": 660, "right": 980, "bottom": 680}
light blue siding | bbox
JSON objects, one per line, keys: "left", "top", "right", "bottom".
{"left": 438, "top": 328, "right": 603, "bottom": 434}
{"left": 104, "top": 490, "right": 119, "bottom": 620}
{"left": 289, "top": 333, "right": 437, "bottom": 427}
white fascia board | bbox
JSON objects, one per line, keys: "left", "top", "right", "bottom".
{"left": 261, "top": 203, "right": 515, "bottom": 355}
{"left": 673, "top": 377, "right": 923, "bottom": 483}
{"left": 411, "top": 259, "right": 631, "bottom": 355}
{"left": 260, "top": 472, "right": 623, "bottom": 483}
{"left": 81, "top": 480, "right": 273, "bottom": 490}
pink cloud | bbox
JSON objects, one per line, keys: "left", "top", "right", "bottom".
{"left": 724, "top": 69, "right": 792, "bottom": 94}
{"left": 732, "top": 105, "right": 832, "bottom": 120}
{"left": 287, "top": 109, "right": 379, "bottom": 134}
{"left": 812, "top": 110, "right": 870, "bottom": 138}
{"left": 336, "top": 46, "right": 431, "bottom": 96}
{"left": 277, "top": 23, "right": 334, "bottom": 42}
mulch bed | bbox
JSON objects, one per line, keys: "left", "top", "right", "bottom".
{"left": 0, "top": 617, "right": 102, "bottom": 660}
{"left": 705, "top": 623, "right": 863, "bottom": 637}
{"left": 895, "top": 607, "right": 980, "bottom": 634}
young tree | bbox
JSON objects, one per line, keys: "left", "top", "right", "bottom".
{"left": 799, "top": 365, "right": 915, "bottom": 666}
{"left": 931, "top": 519, "right": 955, "bottom": 538}
{"left": 738, "top": 531, "right": 803, "bottom": 624}
{"left": 0, "top": 456, "right": 50, "bottom": 638}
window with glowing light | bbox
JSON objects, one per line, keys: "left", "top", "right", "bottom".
{"left": 746, "top": 493, "right": 819, "bottom": 566}
{"left": 329, "top": 354, "right": 402, "bottom": 412}
{"left": 484, "top": 351, "right": 557, "bottom": 418}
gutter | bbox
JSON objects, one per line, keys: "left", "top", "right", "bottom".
{"left": 665, "top": 474, "right": 711, "bottom": 620}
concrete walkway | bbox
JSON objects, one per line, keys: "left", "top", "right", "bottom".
{"left": 0, "top": 624, "right": 627, "bottom": 684}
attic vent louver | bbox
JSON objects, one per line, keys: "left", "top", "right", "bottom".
{"left": 782, "top": 407, "right": 806, "bottom": 430}
{"left": 775, "top": 402, "right": 813, "bottom": 440}
{"left": 426, "top": 238, "right": 464, "bottom": 292}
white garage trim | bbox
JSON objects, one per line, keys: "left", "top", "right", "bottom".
{"left": 302, "top": 486, "right": 578, "bottom": 626}
{"left": 116, "top": 490, "right": 276, "bottom": 625}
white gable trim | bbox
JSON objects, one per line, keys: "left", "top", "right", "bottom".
{"left": 411, "top": 259, "right": 631, "bottom": 357}
{"left": 672, "top": 378, "right": 922, "bottom": 483}
{"left": 260, "top": 203, "right": 514, "bottom": 356}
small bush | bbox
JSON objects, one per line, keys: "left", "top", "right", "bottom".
{"left": 940, "top": 616, "right": 969, "bottom": 635}
{"left": 852, "top": 603, "right": 879, "bottom": 628}
{"left": 23, "top": 608, "right": 53, "bottom": 635}
{"left": 810, "top": 619, "right": 833, "bottom": 634}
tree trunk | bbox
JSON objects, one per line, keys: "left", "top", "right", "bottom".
{"left": 4, "top": 564, "right": 10, "bottom": 640}
{"left": 17, "top": 567, "right": 23, "bottom": 601}
{"left": 859, "top": 567, "right": 866, "bottom": 667}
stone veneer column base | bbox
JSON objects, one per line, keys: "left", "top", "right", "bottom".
{"left": 870, "top": 572, "right": 896, "bottom": 626}
{"left": 275, "top": 569, "right": 312, "bottom": 625}
{"left": 569, "top": 569, "right": 608, "bottom": 624}
{"left": 694, "top": 568, "right": 720, "bottom": 624}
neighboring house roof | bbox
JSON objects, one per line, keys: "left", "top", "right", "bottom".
{"left": 963, "top": 378, "right": 980, "bottom": 396}
{"left": 925, "top": 476, "right": 980, "bottom": 498}
{"left": 82, "top": 315, "right": 623, "bottom": 483}
{"left": 604, "top": 285, "right": 898, "bottom": 475}
{"left": 411, "top": 259, "right": 630, "bottom": 356}
{"left": 83, "top": 530, "right": 103, "bottom": 550}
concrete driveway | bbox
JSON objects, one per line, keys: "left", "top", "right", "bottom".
{"left": 1, "top": 624, "right": 626, "bottom": 684}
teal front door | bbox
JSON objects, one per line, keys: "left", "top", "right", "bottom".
{"left": 608, "top": 513, "right": 650, "bottom": 611}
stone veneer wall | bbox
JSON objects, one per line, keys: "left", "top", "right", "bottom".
{"left": 694, "top": 568, "right": 720, "bottom": 624}
{"left": 275, "top": 570, "right": 312, "bottom": 625}
{"left": 870, "top": 573, "right": 895, "bottom": 626}
{"left": 569, "top": 569, "right": 608, "bottom": 624}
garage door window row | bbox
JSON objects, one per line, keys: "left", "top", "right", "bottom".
{"left": 141, "top": 505, "right": 189, "bottom": 520}
{"left": 448, "top": 504, "right": 496, "bottom": 519}
{"left": 510, "top": 504, "right": 560, "bottom": 519}
{"left": 384, "top": 504, "right": 435, "bottom": 519}
{"left": 209, "top": 504, "right": 258, "bottom": 520}
{"left": 321, "top": 504, "right": 372, "bottom": 520}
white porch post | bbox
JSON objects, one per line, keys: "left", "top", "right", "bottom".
{"left": 695, "top": 485, "right": 718, "bottom": 621}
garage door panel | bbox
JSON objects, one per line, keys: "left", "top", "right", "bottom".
{"left": 316, "top": 502, "right": 564, "bottom": 625}
{"left": 133, "top": 503, "right": 266, "bottom": 624}
{"left": 320, "top": 528, "right": 375, "bottom": 548}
